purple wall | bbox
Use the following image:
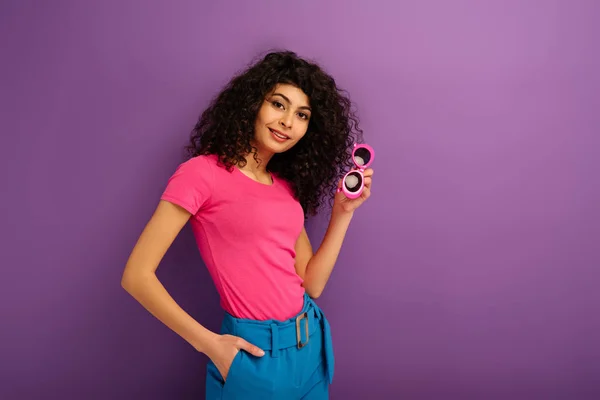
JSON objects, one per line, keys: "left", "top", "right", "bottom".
{"left": 2, "top": 1, "right": 599, "bottom": 399}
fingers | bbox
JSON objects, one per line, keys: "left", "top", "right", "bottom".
{"left": 236, "top": 337, "right": 265, "bottom": 357}
{"left": 363, "top": 169, "right": 373, "bottom": 190}
{"left": 362, "top": 186, "right": 371, "bottom": 199}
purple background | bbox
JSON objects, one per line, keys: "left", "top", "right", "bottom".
{"left": 2, "top": 0, "right": 599, "bottom": 399}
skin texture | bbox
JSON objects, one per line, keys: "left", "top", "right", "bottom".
{"left": 121, "top": 53, "right": 373, "bottom": 384}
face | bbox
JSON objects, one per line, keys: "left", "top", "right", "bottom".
{"left": 253, "top": 83, "right": 311, "bottom": 155}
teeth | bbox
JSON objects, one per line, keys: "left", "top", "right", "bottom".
{"left": 272, "top": 130, "right": 287, "bottom": 139}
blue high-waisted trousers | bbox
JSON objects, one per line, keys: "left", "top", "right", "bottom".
{"left": 205, "top": 294, "right": 335, "bottom": 399}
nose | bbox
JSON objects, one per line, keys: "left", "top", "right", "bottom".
{"left": 279, "top": 112, "right": 293, "bottom": 129}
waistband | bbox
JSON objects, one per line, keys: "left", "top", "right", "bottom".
{"left": 221, "top": 293, "right": 335, "bottom": 383}
{"left": 222, "top": 293, "right": 319, "bottom": 351}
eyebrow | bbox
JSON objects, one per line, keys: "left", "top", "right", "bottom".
{"left": 272, "top": 93, "right": 312, "bottom": 111}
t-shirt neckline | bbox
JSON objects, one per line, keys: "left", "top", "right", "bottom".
{"left": 233, "top": 166, "right": 277, "bottom": 188}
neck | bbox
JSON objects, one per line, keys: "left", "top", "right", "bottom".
{"left": 242, "top": 145, "right": 273, "bottom": 174}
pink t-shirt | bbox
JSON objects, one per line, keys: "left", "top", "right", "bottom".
{"left": 160, "top": 154, "right": 306, "bottom": 321}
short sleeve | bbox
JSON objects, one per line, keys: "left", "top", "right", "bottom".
{"left": 160, "top": 156, "right": 214, "bottom": 215}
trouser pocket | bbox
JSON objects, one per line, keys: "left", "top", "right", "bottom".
{"left": 221, "top": 350, "right": 245, "bottom": 395}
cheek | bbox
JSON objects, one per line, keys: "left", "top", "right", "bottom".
{"left": 260, "top": 107, "right": 280, "bottom": 123}
{"left": 255, "top": 104, "right": 273, "bottom": 124}
{"left": 255, "top": 110, "right": 266, "bottom": 125}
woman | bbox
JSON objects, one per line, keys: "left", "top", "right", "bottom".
{"left": 121, "top": 50, "right": 373, "bottom": 399}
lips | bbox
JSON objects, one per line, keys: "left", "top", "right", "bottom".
{"left": 269, "top": 128, "right": 290, "bottom": 141}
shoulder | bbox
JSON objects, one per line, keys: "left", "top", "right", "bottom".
{"left": 173, "top": 154, "right": 219, "bottom": 176}
{"left": 161, "top": 154, "right": 219, "bottom": 213}
{"left": 166, "top": 154, "right": 219, "bottom": 188}
{"left": 181, "top": 153, "right": 218, "bottom": 168}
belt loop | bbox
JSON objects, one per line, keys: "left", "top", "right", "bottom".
{"left": 270, "top": 324, "right": 279, "bottom": 358}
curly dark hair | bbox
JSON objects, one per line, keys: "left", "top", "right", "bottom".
{"left": 185, "top": 50, "right": 363, "bottom": 216}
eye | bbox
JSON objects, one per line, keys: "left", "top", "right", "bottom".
{"left": 298, "top": 112, "right": 309, "bottom": 120}
{"left": 272, "top": 101, "right": 284, "bottom": 109}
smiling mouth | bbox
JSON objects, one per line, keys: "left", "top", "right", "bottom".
{"left": 269, "top": 128, "right": 290, "bottom": 140}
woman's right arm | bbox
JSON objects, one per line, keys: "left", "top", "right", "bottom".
{"left": 121, "top": 200, "right": 264, "bottom": 378}
{"left": 121, "top": 200, "right": 218, "bottom": 353}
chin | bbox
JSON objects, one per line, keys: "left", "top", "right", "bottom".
{"left": 268, "top": 143, "right": 294, "bottom": 154}
{"left": 257, "top": 136, "right": 295, "bottom": 154}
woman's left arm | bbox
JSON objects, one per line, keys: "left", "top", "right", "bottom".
{"left": 295, "top": 168, "right": 373, "bottom": 298}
